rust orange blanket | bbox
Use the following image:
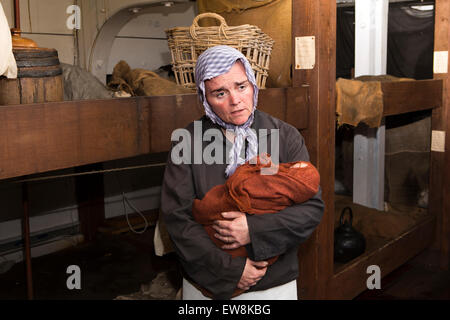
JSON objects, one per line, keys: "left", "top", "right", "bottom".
{"left": 192, "top": 154, "right": 320, "bottom": 297}
{"left": 192, "top": 153, "right": 320, "bottom": 274}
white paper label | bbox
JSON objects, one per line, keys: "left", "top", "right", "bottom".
{"left": 431, "top": 130, "right": 445, "bottom": 152}
{"left": 433, "top": 51, "right": 448, "bottom": 74}
{"left": 295, "top": 36, "right": 315, "bottom": 70}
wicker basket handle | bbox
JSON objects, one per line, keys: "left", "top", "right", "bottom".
{"left": 190, "top": 13, "right": 229, "bottom": 40}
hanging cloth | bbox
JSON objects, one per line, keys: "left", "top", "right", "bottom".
{"left": 0, "top": 2, "right": 17, "bottom": 79}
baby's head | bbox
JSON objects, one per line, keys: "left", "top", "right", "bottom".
{"left": 290, "top": 162, "right": 308, "bottom": 169}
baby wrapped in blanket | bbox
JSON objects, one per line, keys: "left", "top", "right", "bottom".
{"left": 192, "top": 153, "right": 320, "bottom": 263}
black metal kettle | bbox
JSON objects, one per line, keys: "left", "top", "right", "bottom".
{"left": 334, "top": 207, "right": 366, "bottom": 263}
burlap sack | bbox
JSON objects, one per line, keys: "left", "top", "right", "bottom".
{"left": 109, "top": 60, "right": 192, "bottom": 96}
{"left": 197, "top": 0, "right": 277, "bottom": 13}
{"left": 197, "top": 0, "right": 291, "bottom": 87}
{"left": 336, "top": 77, "right": 384, "bottom": 128}
{"left": 336, "top": 75, "right": 412, "bottom": 128}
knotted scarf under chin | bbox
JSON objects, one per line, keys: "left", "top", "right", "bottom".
{"left": 195, "top": 45, "right": 259, "bottom": 177}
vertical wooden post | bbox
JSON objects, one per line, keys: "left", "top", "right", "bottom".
{"left": 292, "top": 0, "right": 336, "bottom": 299}
{"left": 432, "top": 0, "right": 450, "bottom": 270}
{"left": 13, "top": 0, "right": 20, "bottom": 29}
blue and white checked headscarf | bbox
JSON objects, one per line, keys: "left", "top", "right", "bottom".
{"left": 195, "top": 45, "right": 259, "bottom": 177}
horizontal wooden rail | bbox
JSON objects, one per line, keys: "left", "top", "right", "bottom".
{"left": 0, "top": 87, "right": 309, "bottom": 180}
{"left": 382, "top": 79, "right": 443, "bottom": 116}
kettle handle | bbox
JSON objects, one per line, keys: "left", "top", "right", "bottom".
{"left": 339, "top": 207, "right": 353, "bottom": 226}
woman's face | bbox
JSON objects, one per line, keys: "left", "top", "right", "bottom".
{"left": 204, "top": 61, "right": 254, "bottom": 126}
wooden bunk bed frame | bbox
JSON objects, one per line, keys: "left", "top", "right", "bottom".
{"left": 291, "top": 0, "right": 448, "bottom": 299}
{"left": 0, "top": 0, "right": 448, "bottom": 299}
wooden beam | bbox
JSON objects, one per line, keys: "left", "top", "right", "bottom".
{"left": 382, "top": 79, "right": 443, "bottom": 116}
{"left": 433, "top": 0, "right": 450, "bottom": 270}
{"left": 0, "top": 98, "right": 149, "bottom": 180}
{"left": 0, "top": 88, "right": 309, "bottom": 180}
{"left": 141, "top": 94, "right": 203, "bottom": 154}
{"left": 292, "top": 0, "right": 336, "bottom": 299}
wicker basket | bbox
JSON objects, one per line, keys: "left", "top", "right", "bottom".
{"left": 166, "top": 13, "right": 274, "bottom": 90}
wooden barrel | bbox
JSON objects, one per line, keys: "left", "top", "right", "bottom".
{"left": 0, "top": 47, "right": 63, "bottom": 105}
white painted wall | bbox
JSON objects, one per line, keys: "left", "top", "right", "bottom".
{"left": 1, "top": 0, "right": 196, "bottom": 70}
{"left": 107, "top": 3, "right": 197, "bottom": 74}
{"left": 1, "top": 0, "right": 76, "bottom": 64}
{"left": 0, "top": 206, "right": 78, "bottom": 243}
{"left": 104, "top": 187, "right": 161, "bottom": 219}
{"left": 89, "top": 0, "right": 197, "bottom": 83}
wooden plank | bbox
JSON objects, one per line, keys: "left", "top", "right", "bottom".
{"left": 257, "top": 88, "right": 288, "bottom": 123}
{"left": 433, "top": 0, "right": 450, "bottom": 270}
{"left": 0, "top": 98, "right": 149, "bottom": 180}
{"left": 428, "top": 0, "right": 450, "bottom": 269}
{"left": 285, "top": 87, "right": 309, "bottom": 130}
{"left": 292, "top": 0, "right": 336, "bottom": 299}
{"left": 144, "top": 94, "right": 204, "bottom": 154}
{"left": 0, "top": 88, "right": 309, "bottom": 180}
{"left": 382, "top": 79, "right": 443, "bottom": 116}
{"left": 328, "top": 216, "right": 435, "bottom": 299}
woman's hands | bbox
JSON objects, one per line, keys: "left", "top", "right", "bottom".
{"left": 213, "top": 212, "right": 267, "bottom": 291}
{"left": 212, "top": 211, "right": 250, "bottom": 249}
{"left": 237, "top": 259, "right": 268, "bottom": 291}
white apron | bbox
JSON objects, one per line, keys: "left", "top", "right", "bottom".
{"left": 182, "top": 278, "right": 298, "bottom": 300}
